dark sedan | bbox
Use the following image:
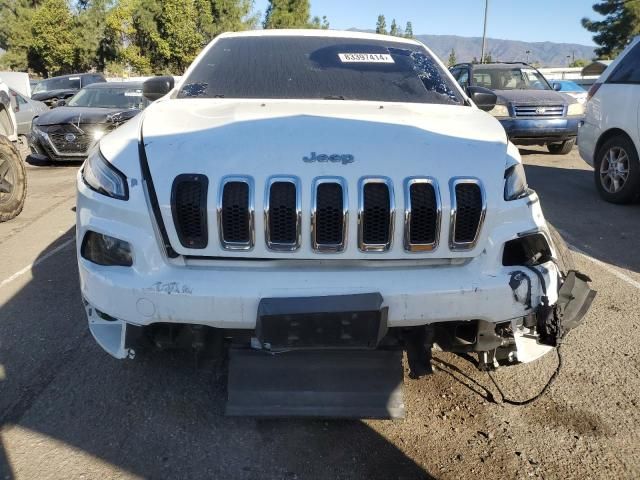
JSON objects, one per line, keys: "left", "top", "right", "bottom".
{"left": 31, "top": 73, "right": 106, "bottom": 107}
{"left": 30, "top": 82, "right": 149, "bottom": 162}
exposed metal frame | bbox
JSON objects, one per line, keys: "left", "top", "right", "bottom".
{"left": 217, "top": 175, "right": 255, "bottom": 251}
{"left": 403, "top": 177, "right": 441, "bottom": 252}
{"left": 358, "top": 176, "right": 395, "bottom": 252}
{"left": 264, "top": 175, "right": 302, "bottom": 251}
{"left": 311, "top": 176, "right": 348, "bottom": 253}
{"left": 449, "top": 177, "right": 487, "bottom": 251}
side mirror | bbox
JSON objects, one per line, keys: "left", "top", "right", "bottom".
{"left": 466, "top": 86, "right": 497, "bottom": 112}
{"left": 143, "top": 76, "right": 175, "bottom": 101}
{"left": 56, "top": 99, "right": 66, "bottom": 107}
{"left": 552, "top": 82, "right": 562, "bottom": 91}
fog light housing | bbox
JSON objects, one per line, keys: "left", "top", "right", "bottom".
{"left": 81, "top": 231, "right": 133, "bottom": 266}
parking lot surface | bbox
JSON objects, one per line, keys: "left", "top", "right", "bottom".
{"left": 1, "top": 147, "right": 639, "bottom": 479}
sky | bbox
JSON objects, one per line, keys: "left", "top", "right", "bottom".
{"left": 254, "top": 0, "right": 602, "bottom": 46}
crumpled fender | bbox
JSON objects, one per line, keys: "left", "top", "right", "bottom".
{"left": 537, "top": 270, "right": 596, "bottom": 346}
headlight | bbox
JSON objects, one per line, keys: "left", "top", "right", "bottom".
{"left": 82, "top": 148, "right": 128, "bottom": 200}
{"left": 81, "top": 231, "right": 133, "bottom": 266}
{"left": 567, "top": 102, "right": 584, "bottom": 116}
{"left": 489, "top": 104, "right": 510, "bottom": 117}
{"left": 504, "top": 162, "right": 529, "bottom": 201}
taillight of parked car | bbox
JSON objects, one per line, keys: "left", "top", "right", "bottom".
{"left": 587, "top": 82, "right": 602, "bottom": 102}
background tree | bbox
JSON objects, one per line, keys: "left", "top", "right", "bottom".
{"left": 582, "top": 0, "right": 640, "bottom": 58}
{"left": 389, "top": 18, "right": 399, "bottom": 36}
{"left": 263, "top": 0, "right": 310, "bottom": 29}
{"left": 309, "top": 15, "right": 329, "bottom": 29}
{"left": 482, "top": 53, "right": 492, "bottom": 63}
{"left": 404, "top": 21, "right": 413, "bottom": 39}
{"left": 29, "top": 0, "right": 76, "bottom": 76}
{"left": 375, "top": 14, "right": 387, "bottom": 35}
{"left": 0, "top": 0, "right": 43, "bottom": 71}
{"left": 570, "top": 58, "right": 588, "bottom": 67}
{"left": 447, "top": 48, "right": 456, "bottom": 67}
{"left": 208, "top": 0, "right": 258, "bottom": 36}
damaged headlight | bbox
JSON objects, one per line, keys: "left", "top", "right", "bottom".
{"left": 81, "top": 231, "right": 133, "bottom": 266}
{"left": 82, "top": 147, "right": 128, "bottom": 200}
{"left": 504, "top": 162, "right": 529, "bottom": 201}
{"left": 489, "top": 104, "right": 510, "bottom": 118}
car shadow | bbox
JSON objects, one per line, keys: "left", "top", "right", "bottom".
{"left": 523, "top": 162, "right": 640, "bottom": 274}
{"left": 0, "top": 228, "right": 433, "bottom": 479}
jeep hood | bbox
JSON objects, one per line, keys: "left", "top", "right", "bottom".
{"left": 119, "top": 99, "right": 513, "bottom": 259}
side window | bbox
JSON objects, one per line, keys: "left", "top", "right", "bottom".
{"left": 608, "top": 42, "right": 640, "bottom": 84}
{"left": 457, "top": 69, "right": 470, "bottom": 88}
{"left": 16, "top": 93, "right": 28, "bottom": 105}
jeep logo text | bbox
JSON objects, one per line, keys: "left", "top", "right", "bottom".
{"left": 303, "top": 152, "right": 355, "bottom": 165}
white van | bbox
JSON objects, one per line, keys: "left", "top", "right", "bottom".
{"left": 578, "top": 36, "right": 640, "bottom": 204}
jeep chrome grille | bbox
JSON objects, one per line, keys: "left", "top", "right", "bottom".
{"left": 359, "top": 178, "right": 394, "bottom": 252}
{"left": 171, "top": 174, "right": 208, "bottom": 249}
{"left": 218, "top": 177, "right": 254, "bottom": 250}
{"left": 265, "top": 177, "right": 301, "bottom": 251}
{"left": 450, "top": 179, "right": 486, "bottom": 250}
{"left": 312, "top": 178, "right": 348, "bottom": 252}
{"left": 172, "top": 175, "right": 487, "bottom": 254}
{"left": 404, "top": 178, "right": 440, "bottom": 251}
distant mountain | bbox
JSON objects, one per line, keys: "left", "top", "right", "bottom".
{"left": 348, "top": 29, "right": 595, "bottom": 66}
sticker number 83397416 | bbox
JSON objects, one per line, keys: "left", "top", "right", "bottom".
{"left": 338, "top": 53, "right": 395, "bottom": 63}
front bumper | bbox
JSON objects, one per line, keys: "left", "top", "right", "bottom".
{"left": 29, "top": 128, "right": 93, "bottom": 162}
{"left": 499, "top": 117, "right": 581, "bottom": 145}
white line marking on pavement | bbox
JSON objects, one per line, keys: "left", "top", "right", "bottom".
{"left": 564, "top": 241, "right": 640, "bottom": 291}
{"left": 0, "top": 237, "right": 75, "bottom": 289}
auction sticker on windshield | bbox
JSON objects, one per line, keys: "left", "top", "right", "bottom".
{"left": 338, "top": 53, "right": 394, "bottom": 63}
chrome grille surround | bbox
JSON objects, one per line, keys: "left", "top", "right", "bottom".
{"left": 358, "top": 177, "right": 395, "bottom": 252}
{"left": 513, "top": 104, "right": 565, "bottom": 117}
{"left": 403, "top": 177, "right": 441, "bottom": 252}
{"left": 217, "top": 175, "right": 255, "bottom": 251}
{"left": 449, "top": 178, "right": 487, "bottom": 251}
{"left": 264, "top": 175, "right": 302, "bottom": 251}
{"left": 311, "top": 177, "right": 349, "bottom": 253}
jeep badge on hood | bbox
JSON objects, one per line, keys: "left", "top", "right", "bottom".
{"left": 303, "top": 152, "right": 355, "bottom": 164}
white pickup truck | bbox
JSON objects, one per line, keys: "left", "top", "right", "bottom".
{"left": 76, "top": 30, "right": 595, "bottom": 418}
{"left": 0, "top": 77, "right": 27, "bottom": 222}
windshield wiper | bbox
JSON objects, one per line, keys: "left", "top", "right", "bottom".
{"left": 323, "top": 95, "right": 346, "bottom": 100}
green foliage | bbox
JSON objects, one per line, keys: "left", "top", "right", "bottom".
{"left": 375, "top": 14, "right": 387, "bottom": 35}
{"left": 447, "top": 48, "right": 456, "bottom": 67}
{"left": 404, "top": 21, "right": 413, "bottom": 39}
{"left": 389, "top": 18, "right": 398, "bottom": 36}
{"left": 0, "top": 0, "right": 262, "bottom": 77}
{"left": 309, "top": 15, "right": 329, "bottom": 29}
{"left": 570, "top": 58, "right": 588, "bottom": 68}
{"left": 582, "top": 0, "right": 640, "bottom": 58}
{"left": 263, "top": 0, "right": 311, "bottom": 29}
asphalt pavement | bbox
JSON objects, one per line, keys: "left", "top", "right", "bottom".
{"left": 0, "top": 147, "right": 639, "bottom": 479}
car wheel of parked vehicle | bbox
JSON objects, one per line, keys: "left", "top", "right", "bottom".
{"left": 547, "top": 138, "right": 575, "bottom": 155}
{"left": 0, "top": 135, "right": 27, "bottom": 222}
{"left": 594, "top": 135, "right": 640, "bottom": 204}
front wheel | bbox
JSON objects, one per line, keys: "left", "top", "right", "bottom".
{"left": 594, "top": 135, "right": 640, "bottom": 204}
{"left": 0, "top": 135, "right": 27, "bottom": 222}
{"left": 547, "top": 138, "right": 575, "bottom": 155}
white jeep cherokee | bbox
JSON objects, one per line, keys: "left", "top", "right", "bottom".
{"left": 76, "top": 31, "right": 594, "bottom": 416}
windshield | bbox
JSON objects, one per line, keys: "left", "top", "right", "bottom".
{"left": 67, "top": 86, "right": 150, "bottom": 109}
{"left": 178, "top": 36, "right": 464, "bottom": 105}
{"left": 32, "top": 77, "right": 80, "bottom": 94}
{"left": 473, "top": 67, "right": 551, "bottom": 90}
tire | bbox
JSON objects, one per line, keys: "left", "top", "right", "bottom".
{"left": 547, "top": 138, "right": 575, "bottom": 155}
{"left": 0, "top": 135, "right": 27, "bottom": 222}
{"left": 594, "top": 134, "right": 640, "bottom": 204}
{"left": 547, "top": 224, "right": 574, "bottom": 276}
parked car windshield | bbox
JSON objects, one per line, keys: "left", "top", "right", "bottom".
{"left": 32, "top": 76, "right": 80, "bottom": 94}
{"left": 473, "top": 67, "right": 552, "bottom": 90}
{"left": 67, "top": 86, "right": 150, "bottom": 109}
{"left": 178, "top": 36, "right": 464, "bottom": 105}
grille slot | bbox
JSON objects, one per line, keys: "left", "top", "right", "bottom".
{"left": 451, "top": 180, "right": 485, "bottom": 249}
{"left": 405, "top": 179, "right": 440, "bottom": 251}
{"left": 219, "top": 177, "right": 253, "bottom": 249}
{"left": 359, "top": 178, "right": 394, "bottom": 251}
{"left": 266, "top": 178, "right": 300, "bottom": 250}
{"left": 312, "top": 179, "right": 347, "bottom": 252}
{"left": 513, "top": 105, "right": 564, "bottom": 117}
{"left": 171, "top": 174, "right": 208, "bottom": 249}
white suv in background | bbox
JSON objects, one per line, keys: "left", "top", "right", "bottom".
{"left": 578, "top": 36, "right": 640, "bottom": 204}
